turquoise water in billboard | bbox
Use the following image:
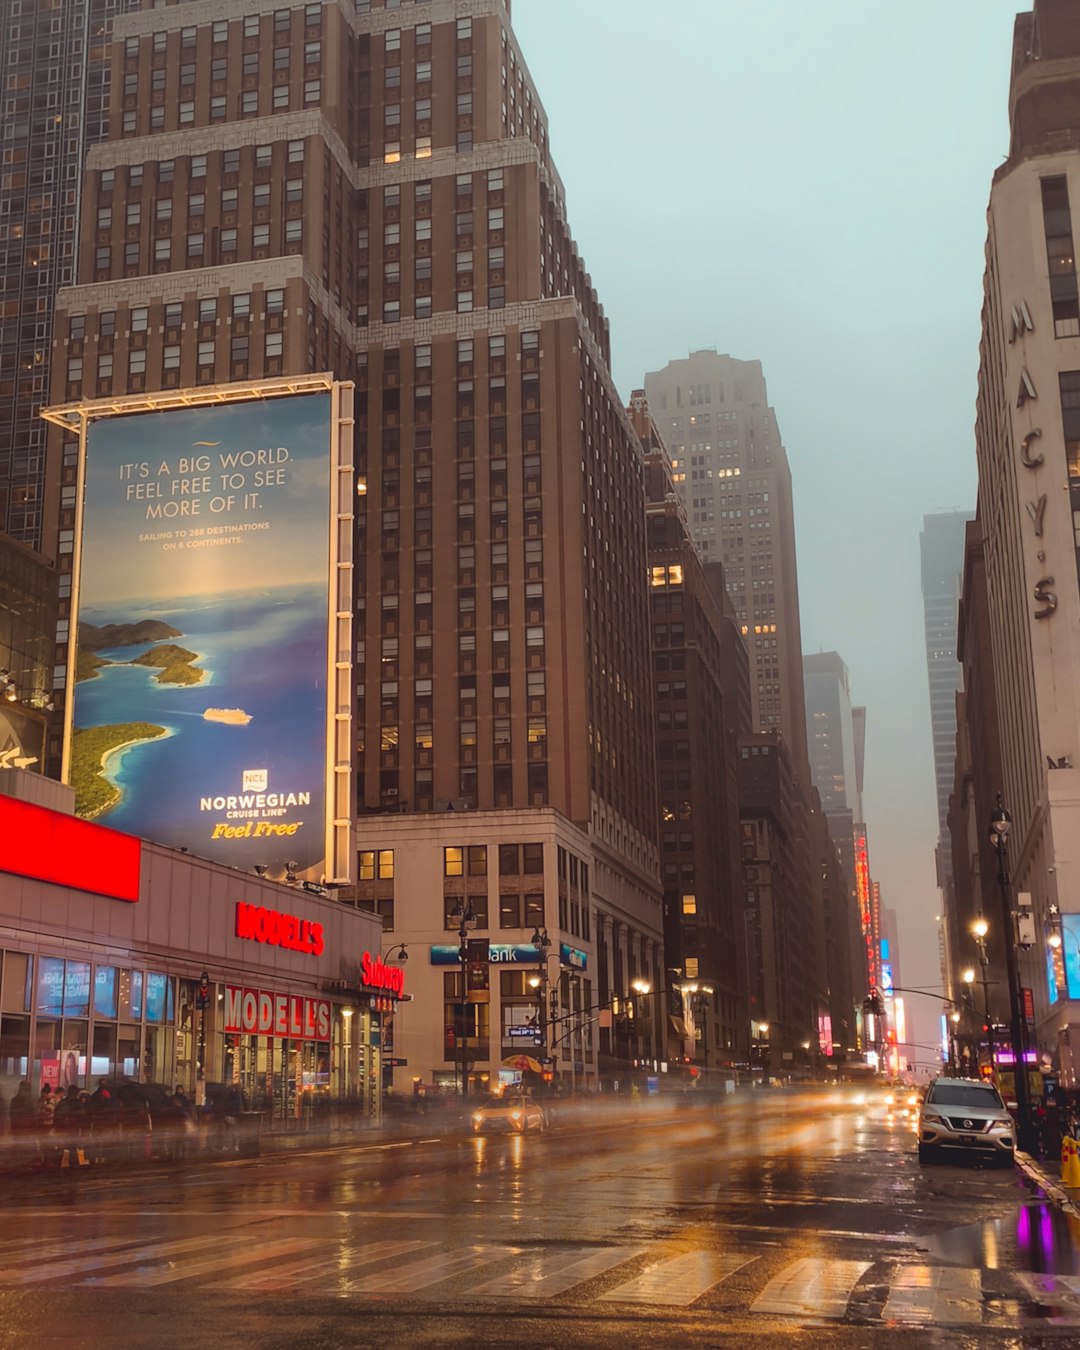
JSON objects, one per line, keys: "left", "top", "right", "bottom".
{"left": 73, "top": 585, "right": 327, "bottom": 873}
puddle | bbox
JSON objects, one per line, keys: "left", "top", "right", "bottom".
{"left": 924, "top": 1200, "right": 1080, "bottom": 1276}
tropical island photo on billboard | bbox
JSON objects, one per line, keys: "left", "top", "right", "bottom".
{"left": 76, "top": 619, "right": 205, "bottom": 686}
{"left": 71, "top": 722, "right": 170, "bottom": 819}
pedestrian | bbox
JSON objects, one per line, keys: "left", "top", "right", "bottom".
{"left": 53, "top": 1085, "right": 86, "bottom": 1168}
{"left": 8, "top": 1081, "right": 36, "bottom": 1169}
{"left": 90, "top": 1079, "right": 118, "bottom": 1165}
{"left": 36, "top": 1085, "right": 57, "bottom": 1168}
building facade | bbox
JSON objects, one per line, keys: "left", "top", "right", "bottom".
{"left": 0, "top": 768, "right": 388, "bottom": 1119}
{"left": 971, "top": 0, "right": 1080, "bottom": 1081}
{"left": 0, "top": 0, "right": 138, "bottom": 549}
{"left": 634, "top": 390, "right": 750, "bottom": 1080}
{"left": 41, "top": 0, "right": 663, "bottom": 1093}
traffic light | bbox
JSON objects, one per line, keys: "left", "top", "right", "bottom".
{"left": 862, "top": 989, "right": 884, "bottom": 1018}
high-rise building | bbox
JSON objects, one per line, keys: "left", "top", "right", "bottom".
{"left": 0, "top": 0, "right": 137, "bottom": 549}
{"left": 644, "top": 352, "right": 810, "bottom": 769}
{"left": 803, "top": 651, "right": 870, "bottom": 1052}
{"left": 643, "top": 351, "right": 827, "bottom": 1064}
{"left": 42, "top": 0, "right": 662, "bottom": 1092}
{"left": 969, "top": 0, "right": 1080, "bottom": 1080}
{"left": 919, "top": 510, "right": 971, "bottom": 917}
{"left": 634, "top": 390, "right": 750, "bottom": 1077}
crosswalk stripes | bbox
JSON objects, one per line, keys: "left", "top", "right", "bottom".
{"left": 0, "top": 1228, "right": 1066, "bottom": 1329}
{"left": 597, "top": 1251, "right": 754, "bottom": 1307}
{"left": 221, "top": 1238, "right": 435, "bottom": 1292}
{"left": 882, "top": 1265, "right": 982, "bottom": 1326}
{"left": 92, "top": 1236, "right": 330, "bottom": 1288}
{"left": 750, "top": 1258, "right": 872, "bottom": 1320}
{"left": 346, "top": 1245, "right": 518, "bottom": 1296}
{"left": 1015, "top": 1271, "right": 1080, "bottom": 1326}
{"left": 471, "top": 1246, "right": 646, "bottom": 1299}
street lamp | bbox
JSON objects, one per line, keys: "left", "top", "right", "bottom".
{"left": 988, "top": 795, "right": 1037, "bottom": 1154}
{"left": 530, "top": 927, "right": 551, "bottom": 1069}
{"left": 754, "top": 1021, "right": 770, "bottom": 1076}
{"left": 971, "top": 917, "right": 995, "bottom": 1074}
{"left": 450, "top": 897, "right": 477, "bottom": 1097}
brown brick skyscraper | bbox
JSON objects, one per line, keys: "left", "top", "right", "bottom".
{"left": 44, "top": 1, "right": 663, "bottom": 1091}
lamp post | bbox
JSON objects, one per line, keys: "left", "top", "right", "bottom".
{"left": 971, "top": 919, "right": 995, "bottom": 1072}
{"left": 450, "top": 898, "right": 477, "bottom": 1098}
{"left": 754, "top": 1021, "right": 770, "bottom": 1076}
{"left": 530, "top": 926, "right": 551, "bottom": 1073}
{"left": 988, "top": 795, "right": 1037, "bottom": 1154}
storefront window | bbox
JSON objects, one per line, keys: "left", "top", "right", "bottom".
{"left": 120, "top": 969, "right": 143, "bottom": 1020}
{"left": 94, "top": 966, "right": 118, "bottom": 1019}
{"left": 146, "top": 972, "right": 170, "bottom": 1023}
{"left": 0, "top": 1013, "right": 30, "bottom": 1100}
{"left": 118, "top": 1026, "right": 140, "bottom": 1079}
{"left": 1, "top": 952, "right": 31, "bottom": 1013}
{"left": 36, "top": 957, "right": 64, "bottom": 1017}
{"left": 92, "top": 1023, "right": 116, "bottom": 1080}
{"left": 64, "top": 962, "right": 91, "bottom": 1017}
{"left": 60, "top": 1021, "right": 87, "bottom": 1088}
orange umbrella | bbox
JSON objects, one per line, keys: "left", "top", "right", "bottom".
{"left": 501, "top": 1054, "right": 542, "bottom": 1073}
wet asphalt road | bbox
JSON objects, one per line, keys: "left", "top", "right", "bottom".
{"left": 0, "top": 1085, "right": 1078, "bottom": 1348}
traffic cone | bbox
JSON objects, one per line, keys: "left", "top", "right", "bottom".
{"left": 1063, "top": 1136, "right": 1080, "bottom": 1187}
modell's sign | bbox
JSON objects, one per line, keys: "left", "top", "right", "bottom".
{"left": 223, "top": 986, "right": 331, "bottom": 1040}
{"left": 235, "top": 901, "right": 324, "bottom": 955}
{"left": 360, "top": 951, "right": 406, "bottom": 998}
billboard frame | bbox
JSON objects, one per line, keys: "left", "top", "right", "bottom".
{"left": 42, "top": 373, "right": 355, "bottom": 885}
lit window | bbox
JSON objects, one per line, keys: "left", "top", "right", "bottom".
{"left": 682, "top": 895, "right": 697, "bottom": 915}
{"left": 444, "top": 847, "right": 464, "bottom": 878}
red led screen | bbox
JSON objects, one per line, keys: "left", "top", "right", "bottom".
{"left": 0, "top": 794, "right": 141, "bottom": 901}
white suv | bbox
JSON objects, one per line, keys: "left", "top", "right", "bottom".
{"left": 918, "top": 1077, "right": 1015, "bottom": 1164}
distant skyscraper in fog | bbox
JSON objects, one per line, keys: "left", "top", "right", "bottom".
{"left": 644, "top": 352, "right": 808, "bottom": 773}
{"left": 919, "top": 511, "right": 971, "bottom": 899}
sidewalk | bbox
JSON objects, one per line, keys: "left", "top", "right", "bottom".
{"left": 1014, "top": 1149, "right": 1080, "bottom": 1218}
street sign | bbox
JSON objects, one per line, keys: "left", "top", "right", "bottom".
{"left": 508, "top": 1025, "right": 537, "bottom": 1036}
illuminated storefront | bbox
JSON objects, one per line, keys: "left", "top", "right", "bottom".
{"left": 0, "top": 777, "right": 383, "bottom": 1123}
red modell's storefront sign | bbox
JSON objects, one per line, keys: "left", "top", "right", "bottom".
{"left": 223, "top": 986, "right": 331, "bottom": 1040}
{"left": 235, "top": 901, "right": 324, "bottom": 955}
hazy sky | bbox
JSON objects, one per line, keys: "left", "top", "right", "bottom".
{"left": 513, "top": 0, "right": 1024, "bottom": 1065}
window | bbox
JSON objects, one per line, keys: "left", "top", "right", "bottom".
{"left": 131, "top": 307, "right": 148, "bottom": 333}
{"left": 682, "top": 894, "right": 697, "bottom": 915}
{"left": 163, "top": 344, "right": 181, "bottom": 370}
{"left": 197, "top": 340, "right": 215, "bottom": 367}
{"left": 266, "top": 288, "right": 285, "bottom": 316}
{"left": 444, "top": 847, "right": 464, "bottom": 878}
{"left": 233, "top": 293, "right": 251, "bottom": 318}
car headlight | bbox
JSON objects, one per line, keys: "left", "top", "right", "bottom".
{"left": 992, "top": 1116, "right": 1012, "bottom": 1128}
{"left": 471, "top": 1114, "right": 483, "bottom": 1128}
{"left": 920, "top": 1111, "right": 942, "bottom": 1124}
{"left": 510, "top": 1110, "right": 523, "bottom": 1123}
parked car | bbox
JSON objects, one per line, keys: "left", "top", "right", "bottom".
{"left": 470, "top": 1091, "right": 546, "bottom": 1134}
{"left": 917, "top": 1077, "right": 1014, "bottom": 1164}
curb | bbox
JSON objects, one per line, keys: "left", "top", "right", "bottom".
{"left": 1015, "top": 1150, "right": 1080, "bottom": 1218}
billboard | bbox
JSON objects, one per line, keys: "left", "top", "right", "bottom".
{"left": 64, "top": 382, "right": 352, "bottom": 882}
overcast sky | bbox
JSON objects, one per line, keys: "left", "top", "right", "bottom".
{"left": 512, "top": 0, "right": 1024, "bottom": 1066}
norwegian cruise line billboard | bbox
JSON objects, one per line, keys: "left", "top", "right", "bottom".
{"left": 60, "top": 380, "right": 354, "bottom": 883}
